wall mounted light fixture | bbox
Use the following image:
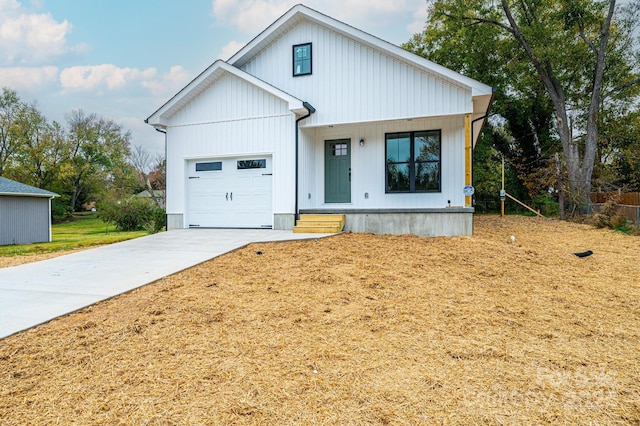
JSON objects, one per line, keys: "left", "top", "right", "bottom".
{"left": 359, "top": 138, "right": 365, "bottom": 147}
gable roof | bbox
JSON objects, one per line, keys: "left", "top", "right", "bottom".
{"left": 228, "top": 4, "right": 493, "bottom": 99}
{"left": 0, "top": 177, "right": 58, "bottom": 198}
{"left": 146, "top": 60, "right": 308, "bottom": 126}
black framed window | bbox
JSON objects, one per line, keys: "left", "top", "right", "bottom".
{"left": 195, "top": 161, "right": 222, "bottom": 172}
{"left": 293, "top": 43, "right": 312, "bottom": 76}
{"left": 386, "top": 130, "right": 441, "bottom": 193}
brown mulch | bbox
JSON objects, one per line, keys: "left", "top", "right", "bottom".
{"left": 0, "top": 215, "right": 638, "bottom": 425}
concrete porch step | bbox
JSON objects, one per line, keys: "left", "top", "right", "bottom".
{"left": 293, "top": 214, "right": 345, "bottom": 234}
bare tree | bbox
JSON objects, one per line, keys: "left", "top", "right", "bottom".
{"left": 130, "top": 144, "right": 165, "bottom": 208}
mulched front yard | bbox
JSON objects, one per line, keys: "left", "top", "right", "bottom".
{"left": 1, "top": 215, "right": 638, "bottom": 424}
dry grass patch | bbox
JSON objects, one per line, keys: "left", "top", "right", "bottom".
{"left": 0, "top": 246, "right": 103, "bottom": 268}
{"left": 1, "top": 215, "right": 639, "bottom": 424}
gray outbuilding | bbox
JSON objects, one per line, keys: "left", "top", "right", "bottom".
{"left": 0, "top": 177, "right": 59, "bottom": 246}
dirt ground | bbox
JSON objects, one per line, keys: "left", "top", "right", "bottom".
{"left": 0, "top": 215, "right": 638, "bottom": 425}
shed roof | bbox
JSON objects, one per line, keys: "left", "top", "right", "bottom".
{"left": 0, "top": 177, "right": 59, "bottom": 198}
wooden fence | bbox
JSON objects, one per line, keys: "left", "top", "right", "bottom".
{"left": 590, "top": 192, "right": 640, "bottom": 206}
{"left": 590, "top": 192, "right": 640, "bottom": 225}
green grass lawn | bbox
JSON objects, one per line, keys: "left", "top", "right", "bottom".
{"left": 0, "top": 213, "right": 148, "bottom": 257}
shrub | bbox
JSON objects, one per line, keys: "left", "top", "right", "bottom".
{"left": 98, "top": 197, "right": 165, "bottom": 233}
{"left": 610, "top": 215, "right": 628, "bottom": 230}
{"left": 51, "top": 197, "right": 72, "bottom": 221}
{"left": 591, "top": 213, "right": 609, "bottom": 228}
{"left": 590, "top": 195, "right": 619, "bottom": 230}
{"left": 532, "top": 193, "right": 559, "bottom": 217}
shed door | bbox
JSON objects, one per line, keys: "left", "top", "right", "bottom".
{"left": 187, "top": 157, "right": 272, "bottom": 228}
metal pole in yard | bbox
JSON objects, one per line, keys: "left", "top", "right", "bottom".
{"left": 501, "top": 155, "right": 505, "bottom": 218}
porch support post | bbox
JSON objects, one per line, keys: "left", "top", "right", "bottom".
{"left": 464, "top": 113, "right": 472, "bottom": 207}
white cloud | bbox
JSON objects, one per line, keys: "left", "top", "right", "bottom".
{"left": 407, "top": 3, "right": 428, "bottom": 35}
{"left": 0, "top": 0, "right": 81, "bottom": 65}
{"left": 141, "top": 65, "right": 191, "bottom": 97}
{"left": 211, "top": 0, "right": 424, "bottom": 38}
{"left": 60, "top": 64, "right": 157, "bottom": 92}
{"left": 0, "top": 65, "right": 58, "bottom": 89}
{"left": 218, "top": 40, "right": 247, "bottom": 60}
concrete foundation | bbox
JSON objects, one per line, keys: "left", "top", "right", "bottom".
{"left": 166, "top": 213, "right": 184, "bottom": 230}
{"left": 300, "top": 208, "right": 474, "bottom": 237}
{"left": 274, "top": 213, "right": 295, "bottom": 230}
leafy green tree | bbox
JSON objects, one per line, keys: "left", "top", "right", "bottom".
{"left": 406, "top": 0, "right": 640, "bottom": 211}
{"left": 0, "top": 88, "right": 25, "bottom": 175}
{"left": 595, "top": 109, "right": 640, "bottom": 191}
{"left": 9, "top": 106, "right": 68, "bottom": 190}
{"left": 63, "top": 110, "right": 133, "bottom": 211}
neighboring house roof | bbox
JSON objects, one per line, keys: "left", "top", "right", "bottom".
{"left": 146, "top": 60, "right": 308, "bottom": 126}
{"left": 135, "top": 190, "right": 165, "bottom": 198}
{"left": 0, "top": 177, "right": 58, "bottom": 198}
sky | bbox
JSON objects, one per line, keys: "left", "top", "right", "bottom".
{"left": 0, "top": 0, "right": 429, "bottom": 155}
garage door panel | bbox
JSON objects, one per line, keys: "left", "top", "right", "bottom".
{"left": 187, "top": 157, "right": 272, "bottom": 228}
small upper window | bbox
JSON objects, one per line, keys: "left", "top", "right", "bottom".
{"left": 293, "top": 43, "right": 312, "bottom": 76}
{"left": 237, "top": 159, "right": 266, "bottom": 169}
{"left": 195, "top": 161, "right": 222, "bottom": 172}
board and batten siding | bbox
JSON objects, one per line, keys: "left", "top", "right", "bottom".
{"left": 0, "top": 196, "right": 51, "bottom": 245}
{"left": 298, "top": 116, "right": 467, "bottom": 210}
{"left": 241, "top": 20, "right": 472, "bottom": 126}
{"left": 165, "top": 72, "right": 298, "bottom": 224}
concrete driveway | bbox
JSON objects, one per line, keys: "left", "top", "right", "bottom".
{"left": 0, "top": 229, "right": 331, "bottom": 339}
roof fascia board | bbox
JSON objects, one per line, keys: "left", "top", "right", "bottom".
{"left": 219, "top": 62, "right": 306, "bottom": 114}
{"left": 228, "top": 4, "right": 492, "bottom": 98}
{"left": 0, "top": 192, "right": 57, "bottom": 198}
{"left": 146, "top": 60, "right": 307, "bottom": 125}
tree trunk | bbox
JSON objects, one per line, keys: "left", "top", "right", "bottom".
{"left": 500, "top": 0, "right": 616, "bottom": 212}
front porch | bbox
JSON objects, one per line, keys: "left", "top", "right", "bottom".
{"left": 299, "top": 208, "right": 474, "bottom": 237}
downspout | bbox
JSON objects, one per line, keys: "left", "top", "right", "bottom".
{"left": 154, "top": 126, "right": 167, "bottom": 230}
{"left": 295, "top": 101, "right": 316, "bottom": 222}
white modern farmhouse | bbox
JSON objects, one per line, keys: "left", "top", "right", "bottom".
{"left": 146, "top": 4, "right": 493, "bottom": 236}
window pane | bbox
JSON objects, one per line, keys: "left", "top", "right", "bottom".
{"left": 295, "top": 44, "right": 310, "bottom": 59}
{"left": 414, "top": 131, "right": 440, "bottom": 161}
{"left": 387, "top": 163, "right": 410, "bottom": 192}
{"left": 293, "top": 43, "right": 311, "bottom": 76}
{"left": 237, "top": 159, "right": 266, "bottom": 169}
{"left": 297, "top": 59, "right": 311, "bottom": 74}
{"left": 332, "top": 143, "right": 347, "bottom": 156}
{"left": 386, "top": 133, "right": 410, "bottom": 162}
{"left": 195, "top": 161, "right": 222, "bottom": 172}
{"left": 415, "top": 162, "right": 440, "bottom": 191}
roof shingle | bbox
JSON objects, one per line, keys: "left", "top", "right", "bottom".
{"left": 0, "top": 177, "right": 58, "bottom": 198}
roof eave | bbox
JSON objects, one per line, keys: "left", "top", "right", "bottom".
{"left": 0, "top": 192, "right": 58, "bottom": 198}
{"left": 146, "top": 60, "right": 306, "bottom": 125}
{"left": 228, "top": 4, "right": 492, "bottom": 95}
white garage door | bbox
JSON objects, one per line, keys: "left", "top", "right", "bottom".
{"left": 187, "top": 156, "right": 273, "bottom": 228}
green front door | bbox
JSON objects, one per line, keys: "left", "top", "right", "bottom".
{"left": 325, "top": 139, "right": 351, "bottom": 203}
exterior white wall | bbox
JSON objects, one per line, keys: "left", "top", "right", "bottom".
{"left": 165, "top": 73, "right": 297, "bottom": 227}
{"left": 299, "top": 116, "right": 466, "bottom": 210}
{"left": 241, "top": 20, "right": 472, "bottom": 126}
